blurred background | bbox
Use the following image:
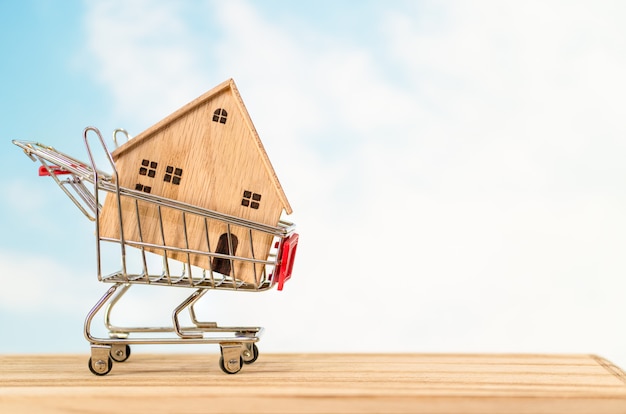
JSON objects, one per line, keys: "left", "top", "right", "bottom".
{"left": 2, "top": 0, "right": 626, "bottom": 368}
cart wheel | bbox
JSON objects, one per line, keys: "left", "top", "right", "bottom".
{"left": 242, "top": 343, "right": 259, "bottom": 365}
{"left": 219, "top": 356, "right": 243, "bottom": 374}
{"left": 88, "top": 356, "right": 112, "bottom": 376}
{"left": 110, "top": 344, "right": 131, "bottom": 362}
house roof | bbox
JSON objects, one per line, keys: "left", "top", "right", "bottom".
{"left": 111, "top": 78, "right": 292, "bottom": 215}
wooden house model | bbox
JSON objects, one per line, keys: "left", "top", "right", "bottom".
{"left": 99, "top": 79, "right": 292, "bottom": 284}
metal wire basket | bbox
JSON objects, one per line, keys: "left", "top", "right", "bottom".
{"left": 13, "top": 126, "right": 298, "bottom": 375}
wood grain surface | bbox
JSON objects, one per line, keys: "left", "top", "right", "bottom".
{"left": 99, "top": 79, "right": 290, "bottom": 284}
{"left": 1, "top": 353, "right": 625, "bottom": 413}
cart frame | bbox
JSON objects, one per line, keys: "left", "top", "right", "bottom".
{"left": 13, "top": 126, "right": 298, "bottom": 375}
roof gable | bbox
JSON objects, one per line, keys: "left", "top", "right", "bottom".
{"left": 112, "top": 78, "right": 292, "bottom": 214}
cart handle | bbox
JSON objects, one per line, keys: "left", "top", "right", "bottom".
{"left": 83, "top": 126, "right": 127, "bottom": 280}
{"left": 276, "top": 233, "right": 299, "bottom": 291}
{"left": 112, "top": 128, "right": 131, "bottom": 149}
{"left": 38, "top": 164, "right": 85, "bottom": 176}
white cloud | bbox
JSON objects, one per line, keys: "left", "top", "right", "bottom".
{"left": 383, "top": 0, "right": 626, "bottom": 151}
{"left": 0, "top": 250, "right": 94, "bottom": 313}
{"left": 77, "top": 0, "right": 626, "bottom": 368}
{"left": 83, "top": 0, "right": 209, "bottom": 127}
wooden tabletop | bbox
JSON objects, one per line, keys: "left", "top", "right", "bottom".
{"left": 1, "top": 353, "right": 625, "bottom": 413}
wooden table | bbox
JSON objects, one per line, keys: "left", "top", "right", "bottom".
{"left": 1, "top": 353, "right": 625, "bottom": 413}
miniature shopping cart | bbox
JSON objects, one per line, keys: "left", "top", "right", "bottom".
{"left": 13, "top": 126, "right": 298, "bottom": 375}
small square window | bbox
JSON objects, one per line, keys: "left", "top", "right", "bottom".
{"left": 142, "top": 159, "right": 149, "bottom": 166}
{"left": 241, "top": 190, "right": 262, "bottom": 209}
{"left": 163, "top": 165, "right": 183, "bottom": 186}
{"left": 139, "top": 167, "right": 147, "bottom": 175}
{"left": 135, "top": 184, "right": 144, "bottom": 191}
{"left": 150, "top": 161, "right": 158, "bottom": 169}
{"left": 144, "top": 186, "right": 152, "bottom": 193}
{"left": 148, "top": 170, "right": 156, "bottom": 178}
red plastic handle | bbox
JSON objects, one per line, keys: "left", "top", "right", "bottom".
{"left": 276, "top": 233, "right": 299, "bottom": 291}
{"left": 38, "top": 164, "right": 85, "bottom": 176}
{"left": 39, "top": 165, "right": 71, "bottom": 176}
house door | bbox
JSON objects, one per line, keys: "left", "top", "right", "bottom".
{"left": 212, "top": 233, "right": 238, "bottom": 276}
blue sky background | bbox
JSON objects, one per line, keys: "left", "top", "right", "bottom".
{"left": 2, "top": 0, "right": 626, "bottom": 368}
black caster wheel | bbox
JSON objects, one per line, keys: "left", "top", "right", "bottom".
{"left": 219, "top": 356, "right": 243, "bottom": 374}
{"left": 88, "top": 356, "right": 113, "bottom": 376}
{"left": 242, "top": 343, "right": 259, "bottom": 365}
{"left": 110, "top": 344, "right": 131, "bottom": 362}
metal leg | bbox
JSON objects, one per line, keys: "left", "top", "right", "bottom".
{"left": 104, "top": 283, "right": 132, "bottom": 338}
{"left": 172, "top": 288, "right": 205, "bottom": 338}
{"left": 84, "top": 284, "right": 122, "bottom": 344}
{"left": 189, "top": 289, "right": 218, "bottom": 329}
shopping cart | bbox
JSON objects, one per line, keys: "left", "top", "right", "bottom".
{"left": 13, "top": 126, "right": 298, "bottom": 375}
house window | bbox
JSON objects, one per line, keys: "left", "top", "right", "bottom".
{"left": 134, "top": 183, "right": 152, "bottom": 194}
{"left": 212, "top": 108, "right": 228, "bottom": 124}
{"left": 135, "top": 159, "right": 158, "bottom": 193}
{"left": 241, "top": 190, "right": 261, "bottom": 209}
{"left": 163, "top": 165, "right": 183, "bottom": 185}
{"left": 139, "top": 159, "right": 158, "bottom": 178}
